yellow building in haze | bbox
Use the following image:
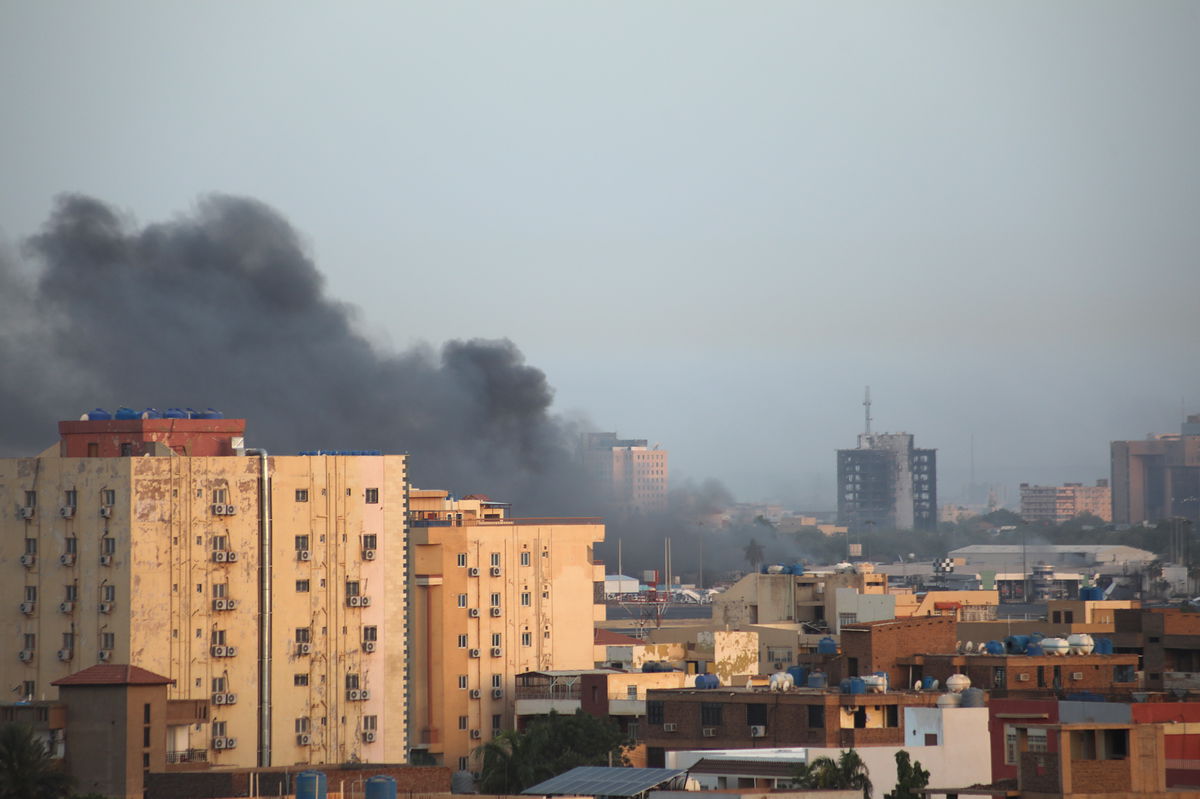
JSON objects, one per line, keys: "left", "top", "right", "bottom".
{"left": 407, "top": 489, "right": 605, "bottom": 771}
{"left": 0, "top": 415, "right": 408, "bottom": 769}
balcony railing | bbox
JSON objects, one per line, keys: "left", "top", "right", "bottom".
{"left": 166, "top": 748, "right": 208, "bottom": 765}
{"left": 515, "top": 686, "right": 583, "bottom": 701}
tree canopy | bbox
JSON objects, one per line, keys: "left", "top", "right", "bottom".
{"left": 475, "top": 710, "right": 630, "bottom": 794}
{"left": 0, "top": 723, "right": 73, "bottom": 799}
{"left": 884, "top": 750, "right": 930, "bottom": 799}
{"left": 793, "top": 749, "right": 873, "bottom": 799}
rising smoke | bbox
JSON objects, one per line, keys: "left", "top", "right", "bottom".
{"left": 0, "top": 194, "right": 761, "bottom": 576}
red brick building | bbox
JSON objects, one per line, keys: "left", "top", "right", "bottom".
{"left": 840, "top": 616, "right": 957, "bottom": 689}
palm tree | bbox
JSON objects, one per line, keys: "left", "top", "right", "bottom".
{"left": 0, "top": 723, "right": 73, "bottom": 799}
{"left": 794, "top": 749, "right": 872, "bottom": 799}
{"left": 475, "top": 728, "right": 551, "bottom": 794}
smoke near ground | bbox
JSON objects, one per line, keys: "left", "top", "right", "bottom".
{"left": 2, "top": 194, "right": 602, "bottom": 512}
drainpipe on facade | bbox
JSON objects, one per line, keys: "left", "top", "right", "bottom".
{"left": 247, "top": 448, "right": 272, "bottom": 767}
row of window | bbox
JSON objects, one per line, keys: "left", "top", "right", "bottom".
{"left": 293, "top": 488, "right": 379, "bottom": 503}
{"left": 294, "top": 715, "right": 378, "bottom": 733}
{"left": 457, "top": 592, "right": 536, "bottom": 608}
{"left": 21, "top": 584, "right": 117, "bottom": 602}
{"left": 21, "top": 537, "right": 118, "bottom": 555}
{"left": 457, "top": 551, "right": 536, "bottom": 567}
{"left": 16, "top": 632, "right": 115, "bottom": 650}
{"left": 15, "top": 489, "right": 117, "bottom": 507}
{"left": 647, "top": 701, "right": 829, "bottom": 729}
{"left": 456, "top": 631, "right": 545, "bottom": 647}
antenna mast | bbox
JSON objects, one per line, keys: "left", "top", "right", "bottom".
{"left": 863, "top": 386, "right": 872, "bottom": 436}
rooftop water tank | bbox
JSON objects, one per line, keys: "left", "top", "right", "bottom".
{"left": 199, "top": 408, "right": 224, "bottom": 419}
{"left": 807, "top": 671, "right": 828, "bottom": 690}
{"left": 921, "top": 675, "right": 937, "bottom": 691}
{"left": 847, "top": 677, "right": 866, "bottom": 694}
{"left": 141, "top": 407, "right": 163, "bottom": 419}
{"left": 164, "top": 408, "right": 187, "bottom": 419}
{"left": 788, "top": 666, "right": 808, "bottom": 686}
{"left": 770, "top": 672, "right": 794, "bottom": 692}
{"left": 114, "top": 406, "right": 140, "bottom": 420}
{"left": 85, "top": 408, "right": 112, "bottom": 420}
{"left": 960, "top": 687, "right": 985, "bottom": 707}
{"left": 1040, "top": 638, "right": 1069, "bottom": 656}
{"left": 945, "top": 674, "right": 971, "bottom": 693}
{"left": 1005, "top": 635, "right": 1030, "bottom": 654}
{"left": 1068, "top": 634, "right": 1095, "bottom": 655}
{"left": 863, "top": 675, "right": 886, "bottom": 693}
{"left": 1094, "top": 637, "right": 1114, "bottom": 655}
{"left": 295, "top": 771, "right": 327, "bottom": 799}
{"left": 1025, "top": 643, "right": 1044, "bottom": 656}
{"left": 937, "top": 692, "right": 963, "bottom": 708}
{"left": 703, "top": 674, "right": 720, "bottom": 689}
{"left": 817, "top": 637, "right": 838, "bottom": 655}
{"left": 365, "top": 776, "right": 397, "bottom": 799}
{"left": 984, "top": 640, "right": 1005, "bottom": 656}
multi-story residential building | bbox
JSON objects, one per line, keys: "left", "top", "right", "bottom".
{"left": 837, "top": 432, "right": 936, "bottom": 532}
{"left": 1111, "top": 415, "right": 1200, "bottom": 524}
{"left": 582, "top": 432, "right": 668, "bottom": 515}
{"left": 1020, "top": 480, "right": 1112, "bottom": 524}
{"left": 406, "top": 489, "right": 605, "bottom": 771}
{"left": 0, "top": 413, "right": 409, "bottom": 768}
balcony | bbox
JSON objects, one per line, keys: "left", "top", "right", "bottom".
{"left": 165, "top": 748, "right": 209, "bottom": 770}
{"left": 167, "top": 699, "right": 210, "bottom": 725}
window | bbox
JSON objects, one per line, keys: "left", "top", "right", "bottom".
{"left": 490, "top": 593, "right": 501, "bottom": 608}
{"left": 212, "top": 677, "right": 227, "bottom": 693}
{"left": 458, "top": 757, "right": 469, "bottom": 771}
{"left": 457, "top": 634, "right": 468, "bottom": 648}
{"left": 62, "top": 632, "right": 75, "bottom": 650}
{"left": 212, "top": 721, "right": 227, "bottom": 738}
{"left": 213, "top": 489, "right": 228, "bottom": 504}
{"left": 211, "top": 630, "right": 226, "bottom": 646}
{"left": 521, "top": 632, "right": 532, "bottom": 647}
{"left": 808, "top": 705, "right": 825, "bottom": 728}
{"left": 492, "top": 714, "right": 503, "bottom": 733}
{"left": 102, "top": 537, "right": 116, "bottom": 555}
{"left": 363, "top": 626, "right": 377, "bottom": 642}
{"left": 24, "top": 490, "right": 36, "bottom": 508}
{"left": 1005, "top": 725, "right": 1018, "bottom": 764}
{"left": 295, "top": 535, "right": 309, "bottom": 551}
{"left": 64, "top": 585, "right": 77, "bottom": 601}
{"left": 701, "top": 703, "right": 723, "bottom": 726}
{"left": 64, "top": 490, "right": 77, "bottom": 507}
{"left": 212, "top": 535, "right": 227, "bottom": 551}
{"left": 520, "top": 552, "right": 530, "bottom": 566}
{"left": 993, "top": 667, "right": 1006, "bottom": 688}
{"left": 1027, "top": 728, "right": 1048, "bottom": 753}
{"left": 491, "top": 553, "right": 501, "bottom": 567}
{"left": 766, "top": 647, "right": 793, "bottom": 665}
{"left": 491, "top": 633, "right": 502, "bottom": 647}
{"left": 458, "top": 715, "right": 469, "bottom": 730}
{"left": 457, "top": 553, "right": 468, "bottom": 568}
{"left": 296, "top": 580, "right": 310, "bottom": 593}
{"left": 747, "top": 704, "right": 767, "bottom": 725}
{"left": 23, "top": 634, "right": 35, "bottom": 649}
{"left": 364, "top": 715, "right": 378, "bottom": 731}
{"left": 1037, "top": 666, "right": 1046, "bottom": 688}
{"left": 296, "top": 627, "right": 312, "bottom": 643}
{"left": 365, "top": 488, "right": 379, "bottom": 504}
{"left": 458, "top": 675, "right": 469, "bottom": 689}
{"left": 102, "top": 585, "right": 116, "bottom": 602}
{"left": 24, "top": 586, "right": 37, "bottom": 602}
{"left": 21, "top": 682, "right": 34, "bottom": 700}
{"left": 362, "top": 534, "right": 377, "bottom": 550}
{"left": 492, "top": 674, "right": 502, "bottom": 688}
{"left": 24, "top": 538, "right": 36, "bottom": 554}
{"left": 295, "top": 717, "right": 310, "bottom": 733}
{"left": 345, "top": 581, "right": 360, "bottom": 598}
{"left": 457, "top": 594, "right": 468, "bottom": 608}
{"left": 101, "top": 489, "right": 115, "bottom": 506}
{"left": 647, "top": 701, "right": 664, "bottom": 724}
{"left": 295, "top": 674, "right": 309, "bottom": 687}
{"left": 345, "top": 674, "right": 360, "bottom": 690}
{"left": 295, "top": 489, "right": 309, "bottom": 502}
{"left": 521, "top": 592, "right": 531, "bottom": 606}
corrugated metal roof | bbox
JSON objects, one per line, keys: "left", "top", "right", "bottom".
{"left": 523, "top": 767, "right": 685, "bottom": 797}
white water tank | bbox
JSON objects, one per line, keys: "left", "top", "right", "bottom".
{"left": 1041, "top": 637, "right": 1069, "bottom": 656}
{"left": 945, "top": 673, "right": 971, "bottom": 693}
{"left": 863, "top": 675, "right": 886, "bottom": 693}
{"left": 1067, "top": 634, "right": 1095, "bottom": 655}
{"left": 937, "top": 692, "right": 963, "bottom": 708}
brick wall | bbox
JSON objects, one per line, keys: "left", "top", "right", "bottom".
{"left": 841, "top": 617, "right": 957, "bottom": 689}
{"left": 1071, "top": 759, "right": 1132, "bottom": 793}
{"left": 1019, "top": 751, "right": 1060, "bottom": 793}
{"left": 147, "top": 764, "right": 451, "bottom": 799}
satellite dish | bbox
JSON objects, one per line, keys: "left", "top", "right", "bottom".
{"left": 913, "top": 681, "right": 922, "bottom": 690}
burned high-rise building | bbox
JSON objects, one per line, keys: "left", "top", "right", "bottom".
{"left": 837, "top": 394, "right": 936, "bottom": 532}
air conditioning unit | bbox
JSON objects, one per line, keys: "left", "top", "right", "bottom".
{"left": 296, "top": 733, "right": 311, "bottom": 746}
{"left": 297, "top": 643, "right": 312, "bottom": 655}
{"left": 60, "top": 506, "right": 75, "bottom": 518}
{"left": 490, "top": 607, "right": 502, "bottom": 617}
{"left": 1017, "top": 673, "right": 1030, "bottom": 682}
{"left": 470, "top": 729, "right": 481, "bottom": 740}
{"left": 226, "top": 599, "right": 239, "bottom": 611}
{"left": 19, "top": 507, "right": 34, "bottom": 520}
{"left": 297, "top": 550, "right": 311, "bottom": 562}
{"left": 362, "top": 549, "right": 376, "bottom": 561}
{"left": 213, "top": 599, "right": 229, "bottom": 611}
{"left": 212, "top": 551, "right": 228, "bottom": 563}
{"left": 19, "top": 601, "right": 35, "bottom": 615}
{"left": 1071, "top": 672, "right": 1084, "bottom": 681}
{"left": 360, "top": 689, "right": 370, "bottom": 700}
{"left": 663, "top": 723, "right": 678, "bottom": 732}
{"left": 224, "top": 693, "right": 237, "bottom": 704}
{"left": 224, "top": 505, "right": 236, "bottom": 515}
{"left": 490, "top": 567, "right": 502, "bottom": 577}
{"left": 226, "top": 646, "right": 238, "bottom": 657}
{"left": 468, "top": 608, "right": 480, "bottom": 618}
{"left": 492, "top": 688, "right": 504, "bottom": 699}
{"left": 225, "top": 737, "right": 237, "bottom": 749}
{"left": 362, "top": 641, "right": 376, "bottom": 653}
{"left": 19, "top": 554, "right": 35, "bottom": 567}
{"left": 348, "top": 596, "right": 362, "bottom": 607}
{"left": 360, "top": 596, "right": 371, "bottom": 607}
{"left": 470, "top": 689, "right": 482, "bottom": 699}
{"left": 99, "top": 555, "right": 112, "bottom": 566}
{"left": 362, "top": 731, "right": 376, "bottom": 743}
{"left": 97, "top": 649, "right": 112, "bottom": 662}
{"left": 211, "top": 504, "right": 227, "bottom": 516}
{"left": 347, "top": 689, "right": 362, "bottom": 701}
{"left": 57, "top": 649, "right": 73, "bottom": 661}
{"left": 750, "top": 725, "right": 766, "bottom": 738}
{"left": 99, "top": 602, "right": 113, "bottom": 614}
{"left": 18, "top": 649, "right": 33, "bottom": 662}
{"left": 469, "top": 648, "right": 481, "bottom": 659}
{"left": 702, "top": 728, "right": 717, "bottom": 737}
{"left": 213, "top": 693, "right": 227, "bottom": 705}
{"left": 99, "top": 506, "right": 113, "bottom": 518}
{"left": 213, "top": 738, "right": 227, "bottom": 750}
{"left": 468, "top": 567, "right": 480, "bottom": 577}
{"left": 226, "top": 552, "right": 239, "bottom": 562}
{"left": 58, "top": 601, "right": 75, "bottom": 614}
{"left": 211, "top": 645, "right": 228, "bottom": 657}
{"left": 490, "top": 647, "right": 502, "bottom": 658}
{"left": 59, "top": 553, "right": 76, "bottom": 566}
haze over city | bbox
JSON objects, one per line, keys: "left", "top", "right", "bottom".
{"left": 2, "top": 2, "right": 1198, "bottom": 510}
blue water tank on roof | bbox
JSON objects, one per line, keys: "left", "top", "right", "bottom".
{"left": 847, "top": 677, "right": 866, "bottom": 694}
{"left": 984, "top": 640, "right": 1005, "bottom": 655}
{"left": 164, "top": 408, "right": 187, "bottom": 419}
{"left": 114, "top": 406, "right": 140, "bottom": 420}
{"left": 295, "top": 771, "right": 327, "bottom": 799}
{"left": 365, "top": 776, "right": 397, "bottom": 799}
{"left": 141, "top": 407, "right": 162, "bottom": 419}
{"left": 960, "top": 688, "right": 985, "bottom": 707}
{"left": 788, "top": 666, "right": 807, "bottom": 686}
{"left": 86, "top": 408, "right": 112, "bottom": 420}
{"left": 807, "top": 672, "right": 828, "bottom": 690}
{"left": 921, "top": 675, "right": 936, "bottom": 690}
{"left": 817, "top": 637, "right": 838, "bottom": 655}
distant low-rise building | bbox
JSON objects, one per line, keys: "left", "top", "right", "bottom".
{"left": 1020, "top": 480, "right": 1112, "bottom": 524}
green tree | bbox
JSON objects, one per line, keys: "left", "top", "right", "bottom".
{"left": 793, "top": 749, "right": 873, "bottom": 799}
{"left": 0, "top": 723, "right": 73, "bottom": 799}
{"left": 475, "top": 711, "right": 630, "bottom": 793}
{"left": 884, "top": 750, "right": 929, "bottom": 799}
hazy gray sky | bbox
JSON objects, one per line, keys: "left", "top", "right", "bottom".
{"left": 2, "top": 2, "right": 1198, "bottom": 507}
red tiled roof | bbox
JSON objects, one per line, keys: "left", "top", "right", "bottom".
{"left": 594, "top": 628, "right": 644, "bottom": 646}
{"left": 51, "top": 664, "right": 174, "bottom": 687}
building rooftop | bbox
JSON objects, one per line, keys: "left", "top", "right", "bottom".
{"left": 523, "top": 766, "right": 685, "bottom": 797}
{"left": 51, "top": 664, "right": 174, "bottom": 687}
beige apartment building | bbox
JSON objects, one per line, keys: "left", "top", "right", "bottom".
{"left": 0, "top": 415, "right": 408, "bottom": 769}
{"left": 1019, "top": 480, "right": 1112, "bottom": 524}
{"left": 406, "top": 489, "right": 605, "bottom": 771}
{"left": 583, "top": 432, "right": 668, "bottom": 514}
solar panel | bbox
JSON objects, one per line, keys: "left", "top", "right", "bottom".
{"left": 522, "top": 766, "right": 686, "bottom": 797}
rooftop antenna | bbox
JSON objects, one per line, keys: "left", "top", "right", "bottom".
{"left": 863, "top": 386, "right": 872, "bottom": 436}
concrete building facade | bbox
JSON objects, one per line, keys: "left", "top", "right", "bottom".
{"left": 1020, "top": 480, "right": 1112, "bottom": 524}
{"left": 1111, "top": 415, "right": 1200, "bottom": 524}
{"left": 406, "top": 489, "right": 605, "bottom": 771}
{"left": 837, "top": 432, "right": 936, "bottom": 532}
{"left": 1, "top": 416, "right": 409, "bottom": 769}
{"left": 583, "top": 432, "right": 669, "bottom": 515}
